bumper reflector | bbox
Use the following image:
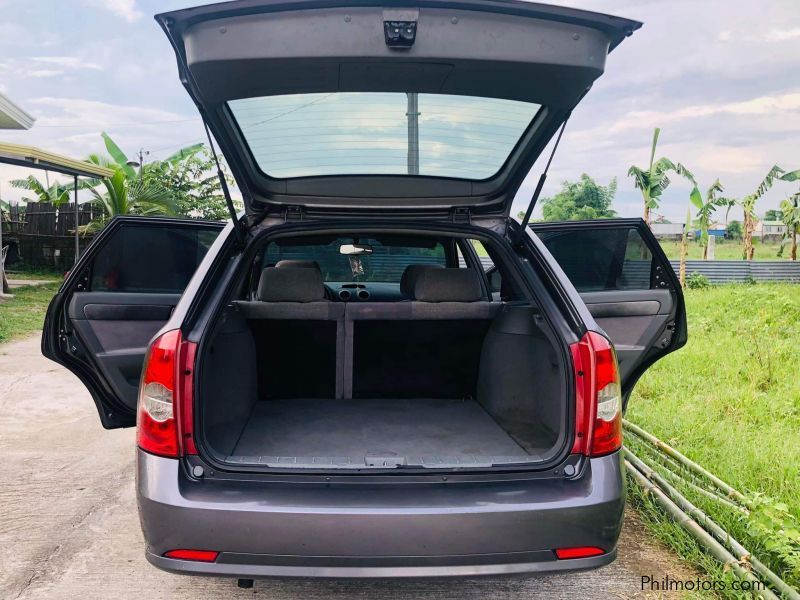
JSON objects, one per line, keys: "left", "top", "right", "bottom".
{"left": 554, "top": 546, "right": 605, "bottom": 560}
{"left": 164, "top": 549, "right": 219, "bottom": 562}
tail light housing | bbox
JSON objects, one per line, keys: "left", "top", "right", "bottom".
{"left": 137, "top": 329, "right": 197, "bottom": 458}
{"left": 570, "top": 331, "right": 622, "bottom": 457}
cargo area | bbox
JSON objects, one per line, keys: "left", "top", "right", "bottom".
{"left": 197, "top": 296, "right": 569, "bottom": 470}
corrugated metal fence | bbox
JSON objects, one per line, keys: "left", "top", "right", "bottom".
{"left": 473, "top": 257, "right": 800, "bottom": 284}
{"left": 668, "top": 260, "right": 800, "bottom": 284}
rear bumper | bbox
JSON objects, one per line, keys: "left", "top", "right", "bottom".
{"left": 136, "top": 450, "right": 625, "bottom": 578}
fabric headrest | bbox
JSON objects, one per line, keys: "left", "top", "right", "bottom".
{"left": 413, "top": 268, "right": 483, "bottom": 302}
{"left": 399, "top": 264, "right": 443, "bottom": 298}
{"left": 275, "top": 259, "right": 321, "bottom": 271}
{"left": 258, "top": 267, "right": 325, "bottom": 302}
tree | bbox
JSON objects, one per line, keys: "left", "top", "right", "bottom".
{"left": 741, "top": 165, "right": 788, "bottom": 260}
{"left": 778, "top": 193, "right": 800, "bottom": 260}
{"left": 690, "top": 178, "right": 728, "bottom": 259}
{"left": 776, "top": 169, "right": 800, "bottom": 260}
{"left": 764, "top": 209, "right": 781, "bottom": 222}
{"left": 142, "top": 149, "right": 234, "bottom": 221}
{"left": 540, "top": 174, "right": 617, "bottom": 221}
{"left": 80, "top": 155, "right": 176, "bottom": 232}
{"left": 628, "top": 128, "right": 696, "bottom": 225}
{"left": 9, "top": 174, "right": 73, "bottom": 205}
{"left": 726, "top": 220, "right": 743, "bottom": 240}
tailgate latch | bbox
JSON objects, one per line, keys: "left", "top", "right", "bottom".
{"left": 384, "top": 21, "right": 416, "bottom": 47}
{"left": 383, "top": 9, "right": 418, "bottom": 48}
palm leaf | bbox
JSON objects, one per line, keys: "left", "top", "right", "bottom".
{"left": 689, "top": 186, "right": 703, "bottom": 210}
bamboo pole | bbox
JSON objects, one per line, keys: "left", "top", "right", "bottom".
{"left": 623, "top": 419, "right": 750, "bottom": 507}
{"left": 625, "top": 450, "right": 798, "bottom": 600}
{"left": 625, "top": 440, "right": 748, "bottom": 512}
{"left": 625, "top": 459, "right": 780, "bottom": 600}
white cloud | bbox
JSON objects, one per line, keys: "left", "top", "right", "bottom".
{"left": 30, "top": 56, "right": 102, "bottom": 71}
{"left": 81, "top": 0, "right": 142, "bottom": 23}
{"left": 765, "top": 27, "right": 800, "bottom": 41}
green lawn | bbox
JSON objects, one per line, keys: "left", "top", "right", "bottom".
{"left": 0, "top": 282, "right": 60, "bottom": 344}
{"left": 658, "top": 238, "right": 786, "bottom": 260}
{"left": 627, "top": 283, "right": 800, "bottom": 594}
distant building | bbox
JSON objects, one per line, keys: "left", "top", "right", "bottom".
{"left": 753, "top": 220, "right": 786, "bottom": 240}
{"left": 650, "top": 222, "right": 685, "bottom": 239}
{"left": 693, "top": 221, "right": 727, "bottom": 238}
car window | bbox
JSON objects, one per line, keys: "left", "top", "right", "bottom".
{"left": 229, "top": 92, "right": 541, "bottom": 180}
{"left": 538, "top": 227, "right": 653, "bottom": 292}
{"left": 90, "top": 223, "right": 220, "bottom": 293}
{"left": 263, "top": 237, "right": 446, "bottom": 283}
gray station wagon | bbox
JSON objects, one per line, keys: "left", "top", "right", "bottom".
{"left": 42, "top": 0, "right": 686, "bottom": 583}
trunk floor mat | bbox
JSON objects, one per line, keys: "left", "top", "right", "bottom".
{"left": 228, "top": 398, "right": 541, "bottom": 468}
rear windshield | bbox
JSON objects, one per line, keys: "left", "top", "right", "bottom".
{"left": 263, "top": 237, "right": 446, "bottom": 283}
{"left": 229, "top": 93, "right": 541, "bottom": 180}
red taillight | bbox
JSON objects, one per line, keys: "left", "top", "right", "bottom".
{"left": 136, "top": 330, "right": 197, "bottom": 458}
{"left": 163, "top": 549, "right": 219, "bottom": 562}
{"left": 555, "top": 546, "right": 605, "bottom": 560}
{"left": 570, "top": 331, "right": 622, "bottom": 457}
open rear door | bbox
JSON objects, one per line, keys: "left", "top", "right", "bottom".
{"left": 530, "top": 218, "right": 687, "bottom": 407}
{"left": 42, "top": 217, "right": 223, "bottom": 428}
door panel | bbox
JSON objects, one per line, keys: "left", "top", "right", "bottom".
{"left": 529, "top": 218, "right": 686, "bottom": 406}
{"left": 42, "top": 217, "right": 224, "bottom": 429}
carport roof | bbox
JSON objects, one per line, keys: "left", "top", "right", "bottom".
{"left": 0, "top": 141, "right": 114, "bottom": 178}
{"left": 0, "top": 92, "right": 35, "bottom": 130}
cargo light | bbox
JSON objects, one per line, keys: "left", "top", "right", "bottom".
{"left": 570, "top": 331, "right": 623, "bottom": 457}
{"left": 136, "top": 329, "right": 198, "bottom": 458}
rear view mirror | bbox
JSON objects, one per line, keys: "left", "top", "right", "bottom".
{"left": 340, "top": 243, "right": 373, "bottom": 255}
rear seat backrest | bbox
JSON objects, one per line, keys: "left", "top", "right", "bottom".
{"left": 236, "top": 267, "right": 344, "bottom": 398}
{"left": 344, "top": 268, "right": 497, "bottom": 398}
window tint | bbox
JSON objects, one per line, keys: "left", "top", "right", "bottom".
{"left": 264, "top": 237, "right": 446, "bottom": 283}
{"left": 538, "top": 227, "right": 653, "bottom": 292}
{"left": 229, "top": 93, "right": 541, "bottom": 180}
{"left": 90, "top": 224, "right": 220, "bottom": 293}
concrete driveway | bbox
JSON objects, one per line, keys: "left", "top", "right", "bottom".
{"left": 0, "top": 335, "right": 697, "bottom": 599}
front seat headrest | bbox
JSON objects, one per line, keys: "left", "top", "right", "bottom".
{"left": 258, "top": 267, "right": 325, "bottom": 302}
{"left": 275, "top": 259, "right": 321, "bottom": 271}
{"left": 400, "top": 264, "right": 444, "bottom": 298}
{"left": 413, "top": 268, "right": 483, "bottom": 302}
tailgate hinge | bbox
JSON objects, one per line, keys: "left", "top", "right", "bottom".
{"left": 451, "top": 207, "right": 471, "bottom": 224}
{"left": 283, "top": 205, "right": 304, "bottom": 222}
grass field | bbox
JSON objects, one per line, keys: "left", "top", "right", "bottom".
{"left": 0, "top": 281, "right": 61, "bottom": 344}
{"left": 658, "top": 238, "right": 786, "bottom": 260}
{"left": 627, "top": 283, "right": 800, "bottom": 595}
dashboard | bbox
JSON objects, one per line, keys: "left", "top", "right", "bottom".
{"left": 325, "top": 282, "right": 405, "bottom": 302}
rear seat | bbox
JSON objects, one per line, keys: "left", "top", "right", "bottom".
{"left": 236, "top": 266, "right": 500, "bottom": 400}
{"left": 235, "top": 267, "right": 344, "bottom": 398}
{"left": 344, "top": 268, "right": 501, "bottom": 399}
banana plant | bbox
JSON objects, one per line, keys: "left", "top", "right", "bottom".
{"left": 628, "top": 128, "right": 696, "bottom": 225}
{"left": 100, "top": 131, "right": 203, "bottom": 179}
{"left": 8, "top": 174, "right": 73, "bottom": 206}
{"left": 776, "top": 169, "right": 800, "bottom": 260}
{"left": 739, "top": 165, "right": 786, "bottom": 260}
{"left": 78, "top": 155, "right": 176, "bottom": 233}
{"left": 690, "top": 179, "right": 728, "bottom": 260}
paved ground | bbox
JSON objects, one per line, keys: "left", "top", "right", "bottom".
{"left": 0, "top": 335, "right": 699, "bottom": 599}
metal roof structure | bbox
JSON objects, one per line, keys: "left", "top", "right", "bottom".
{"left": 0, "top": 92, "right": 35, "bottom": 130}
{"left": 0, "top": 141, "right": 114, "bottom": 178}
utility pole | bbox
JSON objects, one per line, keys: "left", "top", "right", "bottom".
{"left": 406, "top": 93, "right": 419, "bottom": 175}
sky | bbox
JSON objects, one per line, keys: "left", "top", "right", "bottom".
{"left": 0, "top": 0, "right": 799, "bottom": 222}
